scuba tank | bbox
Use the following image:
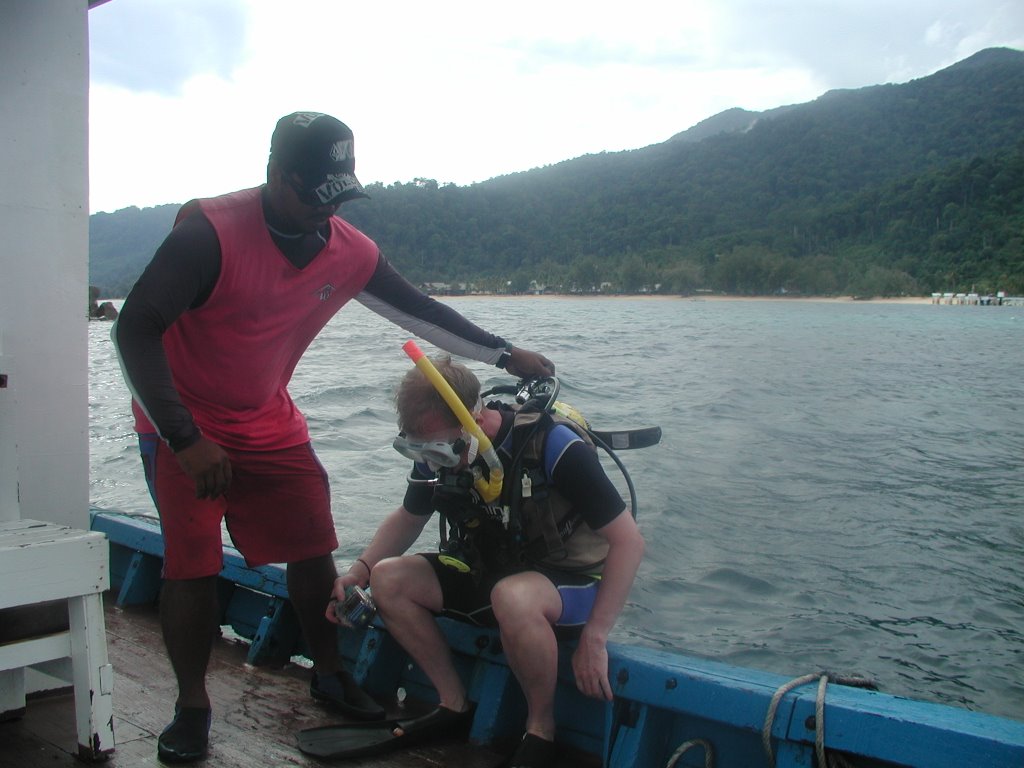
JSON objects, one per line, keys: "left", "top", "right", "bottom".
{"left": 398, "top": 341, "right": 661, "bottom": 575}
{"left": 483, "top": 375, "right": 660, "bottom": 522}
{"left": 444, "top": 375, "right": 660, "bottom": 574}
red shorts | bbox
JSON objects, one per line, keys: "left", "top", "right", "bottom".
{"left": 140, "top": 434, "right": 338, "bottom": 579}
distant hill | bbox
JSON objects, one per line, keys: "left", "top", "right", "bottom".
{"left": 90, "top": 47, "right": 1024, "bottom": 297}
{"left": 89, "top": 204, "right": 178, "bottom": 297}
{"left": 668, "top": 105, "right": 797, "bottom": 143}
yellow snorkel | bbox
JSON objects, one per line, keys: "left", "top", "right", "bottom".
{"left": 402, "top": 341, "right": 504, "bottom": 502}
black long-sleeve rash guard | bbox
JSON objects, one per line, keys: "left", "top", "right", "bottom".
{"left": 113, "top": 208, "right": 509, "bottom": 452}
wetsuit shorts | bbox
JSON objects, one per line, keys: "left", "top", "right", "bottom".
{"left": 419, "top": 552, "right": 600, "bottom": 635}
{"left": 139, "top": 433, "right": 338, "bottom": 579}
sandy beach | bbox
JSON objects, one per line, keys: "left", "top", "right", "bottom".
{"left": 681, "top": 294, "right": 932, "bottom": 304}
{"left": 441, "top": 293, "right": 934, "bottom": 305}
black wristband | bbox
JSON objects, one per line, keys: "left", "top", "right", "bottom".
{"left": 495, "top": 342, "right": 513, "bottom": 369}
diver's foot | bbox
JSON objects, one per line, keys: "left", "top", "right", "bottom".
{"left": 506, "top": 732, "right": 557, "bottom": 768}
{"left": 392, "top": 703, "right": 475, "bottom": 741}
{"left": 310, "top": 669, "right": 386, "bottom": 720}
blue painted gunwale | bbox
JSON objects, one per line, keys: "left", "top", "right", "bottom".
{"left": 90, "top": 508, "right": 1024, "bottom": 768}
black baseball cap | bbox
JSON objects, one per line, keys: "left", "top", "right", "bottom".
{"left": 270, "top": 112, "right": 368, "bottom": 205}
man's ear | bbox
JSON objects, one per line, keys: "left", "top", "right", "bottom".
{"left": 267, "top": 157, "right": 281, "bottom": 183}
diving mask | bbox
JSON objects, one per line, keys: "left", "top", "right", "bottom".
{"left": 393, "top": 399, "right": 483, "bottom": 471}
{"left": 393, "top": 433, "right": 468, "bottom": 470}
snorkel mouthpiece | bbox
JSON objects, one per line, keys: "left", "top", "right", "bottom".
{"left": 402, "top": 340, "right": 504, "bottom": 502}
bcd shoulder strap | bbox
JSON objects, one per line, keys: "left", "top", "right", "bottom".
{"left": 504, "top": 407, "right": 596, "bottom": 564}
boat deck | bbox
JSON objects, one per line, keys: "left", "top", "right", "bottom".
{"left": 1, "top": 597, "right": 582, "bottom": 768}
{"left": 11, "top": 511, "right": 1024, "bottom": 767}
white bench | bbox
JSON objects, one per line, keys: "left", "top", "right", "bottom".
{"left": 0, "top": 519, "right": 115, "bottom": 760}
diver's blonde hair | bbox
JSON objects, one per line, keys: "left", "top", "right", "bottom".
{"left": 394, "top": 356, "right": 480, "bottom": 435}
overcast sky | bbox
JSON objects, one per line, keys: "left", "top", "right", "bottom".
{"left": 88, "top": 0, "right": 1024, "bottom": 213}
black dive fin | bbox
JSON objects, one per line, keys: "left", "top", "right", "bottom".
{"left": 297, "top": 705, "right": 474, "bottom": 760}
{"left": 591, "top": 425, "right": 662, "bottom": 450}
{"left": 296, "top": 721, "right": 402, "bottom": 760}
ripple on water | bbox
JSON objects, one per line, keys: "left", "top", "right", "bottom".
{"left": 89, "top": 298, "right": 1024, "bottom": 720}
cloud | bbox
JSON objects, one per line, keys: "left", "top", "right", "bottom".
{"left": 710, "top": 1, "right": 1024, "bottom": 87}
{"left": 87, "top": 0, "right": 1024, "bottom": 213}
{"left": 89, "top": 0, "right": 248, "bottom": 95}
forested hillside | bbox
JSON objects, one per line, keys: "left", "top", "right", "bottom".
{"left": 90, "top": 204, "right": 178, "bottom": 297}
{"left": 90, "top": 48, "right": 1024, "bottom": 298}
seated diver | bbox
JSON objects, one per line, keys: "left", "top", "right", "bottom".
{"left": 324, "top": 356, "right": 645, "bottom": 768}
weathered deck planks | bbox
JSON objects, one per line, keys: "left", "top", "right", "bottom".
{"left": 0, "top": 597, "right": 546, "bottom": 768}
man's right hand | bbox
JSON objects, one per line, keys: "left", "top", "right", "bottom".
{"left": 505, "top": 346, "right": 555, "bottom": 378}
{"left": 175, "top": 437, "right": 232, "bottom": 499}
{"left": 326, "top": 571, "right": 367, "bottom": 626}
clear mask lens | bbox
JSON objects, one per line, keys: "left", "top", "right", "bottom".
{"left": 393, "top": 433, "right": 467, "bottom": 469}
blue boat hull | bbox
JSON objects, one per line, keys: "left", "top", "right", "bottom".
{"left": 90, "top": 508, "right": 1024, "bottom": 767}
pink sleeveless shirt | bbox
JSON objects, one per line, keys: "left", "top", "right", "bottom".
{"left": 132, "top": 187, "right": 378, "bottom": 450}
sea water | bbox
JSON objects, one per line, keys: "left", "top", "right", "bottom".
{"left": 88, "top": 297, "right": 1024, "bottom": 720}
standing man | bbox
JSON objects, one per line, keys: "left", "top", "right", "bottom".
{"left": 112, "top": 111, "right": 554, "bottom": 764}
{"left": 327, "top": 357, "right": 644, "bottom": 768}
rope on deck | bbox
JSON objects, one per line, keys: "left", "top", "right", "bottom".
{"left": 762, "top": 671, "right": 877, "bottom": 768}
{"left": 665, "top": 738, "right": 714, "bottom": 768}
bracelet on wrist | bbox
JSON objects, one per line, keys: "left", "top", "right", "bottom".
{"left": 496, "top": 342, "right": 514, "bottom": 370}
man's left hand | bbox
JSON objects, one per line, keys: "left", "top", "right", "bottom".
{"left": 506, "top": 346, "right": 555, "bottom": 378}
{"left": 572, "top": 629, "right": 612, "bottom": 701}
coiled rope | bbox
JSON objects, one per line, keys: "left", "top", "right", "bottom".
{"left": 762, "top": 671, "right": 877, "bottom": 768}
{"left": 665, "top": 738, "right": 714, "bottom": 768}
